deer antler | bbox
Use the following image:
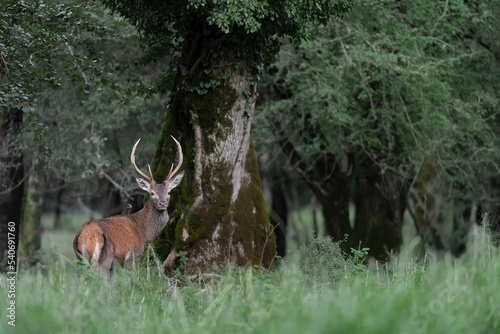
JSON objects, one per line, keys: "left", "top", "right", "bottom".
{"left": 131, "top": 138, "right": 153, "bottom": 182}
{"left": 166, "top": 135, "right": 183, "bottom": 181}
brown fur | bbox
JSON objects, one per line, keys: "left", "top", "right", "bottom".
{"left": 73, "top": 171, "right": 184, "bottom": 273}
{"left": 75, "top": 217, "right": 144, "bottom": 259}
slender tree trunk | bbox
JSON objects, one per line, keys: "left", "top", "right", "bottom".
{"left": 310, "top": 196, "right": 319, "bottom": 236}
{"left": 314, "top": 173, "right": 356, "bottom": 253}
{"left": 154, "top": 40, "right": 276, "bottom": 272}
{"left": 0, "top": 107, "right": 24, "bottom": 272}
{"left": 260, "top": 152, "right": 287, "bottom": 258}
{"left": 21, "top": 157, "right": 44, "bottom": 265}
{"left": 412, "top": 157, "right": 489, "bottom": 256}
{"left": 270, "top": 181, "right": 287, "bottom": 259}
{"left": 53, "top": 186, "right": 64, "bottom": 230}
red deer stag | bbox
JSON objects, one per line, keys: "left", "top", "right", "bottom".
{"left": 73, "top": 136, "right": 184, "bottom": 273}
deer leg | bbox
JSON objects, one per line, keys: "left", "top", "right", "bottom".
{"left": 96, "top": 243, "right": 114, "bottom": 274}
{"left": 124, "top": 250, "right": 144, "bottom": 270}
{"left": 124, "top": 252, "right": 135, "bottom": 270}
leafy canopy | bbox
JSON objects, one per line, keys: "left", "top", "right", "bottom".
{"left": 0, "top": 0, "right": 120, "bottom": 157}
{"left": 100, "top": 0, "right": 354, "bottom": 71}
{"left": 257, "top": 0, "right": 500, "bottom": 189}
{"left": 0, "top": 0, "right": 107, "bottom": 112}
{"left": 1, "top": 0, "right": 164, "bottom": 192}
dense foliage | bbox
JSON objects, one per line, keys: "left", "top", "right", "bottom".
{"left": 260, "top": 0, "right": 500, "bottom": 188}
{"left": 100, "top": 0, "right": 354, "bottom": 91}
{"left": 256, "top": 0, "right": 500, "bottom": 255}
{"left": 0, "top": 0, "right": 167, "bottom": 195}
{"left": 0, "top": 0, "right": 107, "bottom": 152}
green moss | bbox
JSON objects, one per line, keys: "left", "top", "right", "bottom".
{"left": 22, "top": 186, "right": 43, "bottom": 260}
{"left": 181, "top": 137, "right": 275, "bottom": 270}
{"left": 173, "top": 217, "right": 185, "bottom": 247}
{"left": 151, "top": 61, "right": 276, "bottom": 271}
{"left": 150, "top": 87, "right": 195, "bottom": 257}
{"left": 181, "top": 61, "right": 239, "bottom": 134}
{"left": 189, "top": 86, "right": 238, "bottom": 144}
{"left": 231, "top": 137, "right": 276, "bottom": 268}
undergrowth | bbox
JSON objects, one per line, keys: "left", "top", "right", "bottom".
{"left": 0, "top": 225, "right": 499, "bottom": 333}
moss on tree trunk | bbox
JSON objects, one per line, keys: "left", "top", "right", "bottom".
{"left": 21, "top": 157, "right": 44, "bottom": 265}
{"left": 151, "top": 54, "right": 276, "bottom": 273}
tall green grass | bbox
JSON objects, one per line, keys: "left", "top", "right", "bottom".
{"left": 1, "top": 224, "right": 499, "bottom": 334}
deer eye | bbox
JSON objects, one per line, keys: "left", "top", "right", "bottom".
{"left": 151, "top": 191, "right": 156, "bottom": 196}
{"left": 168, "top": 191, "right": 172, "bottom": 195}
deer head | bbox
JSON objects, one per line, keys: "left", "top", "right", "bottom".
{"left": 131, "top": 136, "right": 185, "bottom": 211}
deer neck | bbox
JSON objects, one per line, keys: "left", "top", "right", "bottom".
{"left": 134, "top": 200, "right": 170, "bottom": 242}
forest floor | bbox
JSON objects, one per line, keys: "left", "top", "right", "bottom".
{"left": 0, "top": 213, "right": 499, "bottom": 334}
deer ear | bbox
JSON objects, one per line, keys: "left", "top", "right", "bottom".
{"left": 136, "top": 178, "right": 150, "bottom": 192}
{"left": 167, "top": 171, "right": 184, "bottom": 190}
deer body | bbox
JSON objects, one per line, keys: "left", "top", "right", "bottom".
{"left": 73, "top": 137, "right": 184, "bottom": 273}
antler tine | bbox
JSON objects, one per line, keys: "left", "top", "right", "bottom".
{"left": 131, "top": 139, "right": 152, "bottom": 182}
{"left": 147, "top": 164, "right": 153, "bottom": 181}
{"left": 167, "top": 163, "right": 174, "bottom": 179}
{"left": 166, "top": 135, "right": 183, "bottom": 181}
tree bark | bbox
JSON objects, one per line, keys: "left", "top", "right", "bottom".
{"left": 0, "top": 107, "right": 24, "bottom": 272}
{"left": 153, "top": 44, "right": 276, "bottom": 272}
{"left": 21, "top": 157, "right": 44, "bottom": 265}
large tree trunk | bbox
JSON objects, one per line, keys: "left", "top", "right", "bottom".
{"left": 354, "top": 170, "right": 407, "bottom": 261}
{"left": 21, "top": 157, "right": 44, "bottom": 265}
{"left": 0, "top": 107, "right": 24, "bottom": 272}
{"left": 411, "top": 155, "right": 447, "bottom": 255}
{"left": 314, "top": 171, "right": 356, "bottom": 253}
{"left": 278, "top": 138, "right": 356, "bottom": 252}
{"left": 153, "top": 41, "right": 276, "bottom": 272}
{"left": 411, "top": 155, "right": 476, "bottom": 257}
